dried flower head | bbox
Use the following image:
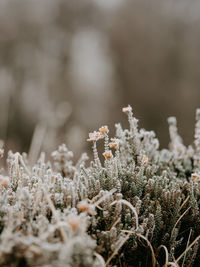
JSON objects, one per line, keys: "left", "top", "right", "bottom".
{"left": 141, "top": 155, "right": 148, "bottom": 165}
{"left": 192, "top": 173, "right": 199, "bottom": 182}
{"left": 67, "top": 215, "right": 81, "bottom": 231}
{"left": 122, "top": 105, "right": 132, "bottom": 115}
{"left": 87, "top": 131, "right": 101, "bottom": 142}
{"left": 77, "top": 200, "right": 95, "bottom": 215}
{"left": 109, "top": 138, "right": 120, "bottom": 149}
{"left": 109, "top": 142, "right": 117, "bottom": 149}
{"left": 0, "top": 176, "right": 9, "bottom": 188}
{"left": 99, "top": 126, "right": 109, "bottom": 136}
{"left": 103, "top": 150, "right": 113, "bottom": 159}
{"left": 77, "top": 200, "right": 90, "bottom": 212}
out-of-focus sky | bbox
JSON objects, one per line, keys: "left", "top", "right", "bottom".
{"left": 0, "top": 0, "right": 200, "bottom": 157}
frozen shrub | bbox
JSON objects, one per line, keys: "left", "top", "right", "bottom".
{"left": 0, "top": 106, "right": 200, "bottom": 266}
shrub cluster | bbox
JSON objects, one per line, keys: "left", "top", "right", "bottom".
{"left": 0, "top": 106, "right": 200, "bottom": 266}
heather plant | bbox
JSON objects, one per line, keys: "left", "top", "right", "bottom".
{"left": 0, "top": 106, "right": 200, "bottom": 266}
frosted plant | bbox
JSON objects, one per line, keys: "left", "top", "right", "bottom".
{"left": 51, "top": 144, "right": 76, "bottom": 178}
{"left": 0, "top": 106, "right": 200, "bottom": 266}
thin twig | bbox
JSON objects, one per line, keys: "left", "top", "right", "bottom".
{"left": 166, "top": 262, "right": 178, "bottom": 267}
{"left": 94, "top": 252, "right": 106, "bottom": 267}
{"left": 179, "top": 195, "right": 190, "bottom": 211}
{"left": 110, "top": 217, "right": 121, "bottom": 230}
{"left": 106, "top": 231, "right": 132, "bottom": 266}
{"left": 181, "top": 228, "right": 192, "bottom": 267}
{"left": 171, "top": 207, "right": 190, "bottom": 241}
{"left": 175, "top": 235, "right": 200, "bottom": 263}
{"left": 122, "top": 230, "right": 156, "bottom": 267}
{"left": 156, "top": 245, "right": 169, "bottom": 267}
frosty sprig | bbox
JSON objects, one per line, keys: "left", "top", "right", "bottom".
{"left": 0, "top": 106, "right": 200, "bottom": 266}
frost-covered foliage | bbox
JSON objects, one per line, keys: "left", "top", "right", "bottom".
{"left": 0, "top": 106, "right": 200, "bottom": 266}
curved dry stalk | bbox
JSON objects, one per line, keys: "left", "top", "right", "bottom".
{"left": 94, "top": 252, "right": 106, "bottom": 267}
{"left": 121, "top": 230, "right": 156, "bottom": 267}
{"left": 106, "top": 231, "right": 132, "bottom": 266}
{"left": 136, "top": 234, "right": 156, "bottom": 267}
{"left": 156, "top": 245, "right": 169, "bottom": 267}
{"left": 179, "top": 195, "right": 190, "bottom": 211}
{"left": 171, "top": 207, "right": 190, "bottom": 240}
{"left": 175, "top": 234, "right": 200, "bottom": 264}
{"left": 181, "top": 228, "right": 192, "bottom": 267}
{"left": 110, "top": 199, "right": 139, "bottom": 229}
{"left": 110, "top": 217, "right": 121, "bottom": 230}
{"left": 166, "top": 262, "right": 179, "bottom": 267}
{"left": 187, "top": 242, "right": 199, "bottom": 267}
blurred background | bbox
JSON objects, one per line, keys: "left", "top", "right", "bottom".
{"left": 0, "top": 0, "right": 200, "bottom": 159}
